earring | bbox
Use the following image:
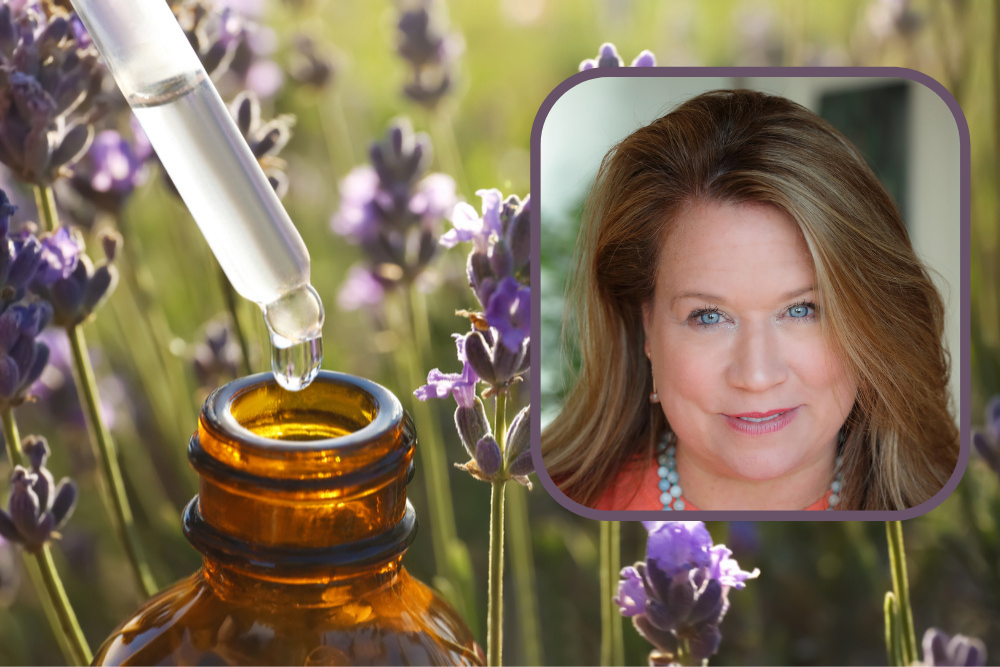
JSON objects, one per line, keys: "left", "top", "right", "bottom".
{"left": 649, "top": 375, "right": 659, "bottom": 403}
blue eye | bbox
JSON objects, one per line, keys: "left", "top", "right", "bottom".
{"left": 699, "top": 312, "right": 721, "bottom": 325}
{"left": 788, "top": 304, "right": 814, "bottom": 318}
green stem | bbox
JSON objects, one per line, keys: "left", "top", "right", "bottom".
{"left": 34, "top": 545, "right": 93, "bottom": 665}
{"left": 885, "top": 521, "right": 918, "bottom": 666}
{"left": 494, "top": 392, "right": 507, "bottom": 450}
{"left": 600, "top": 521, "right": 623, "bottom": 666}
{"left": 21, "top": 556, "right": 80, "bottom": 665}
{"left": 68, "top": 324, "right": 157, "bottom": 598}
{"left": 2, "top": 406, "right": 20, "bottom": 465}
{"left": 1, "top": 408, "right": 91, "bottom": 665}
{"left": 611, "top": 521, "right": 623, "bottom": 665}
{"left": 884, "top": 591, "right": 904, "bottom": 667}
{"left": 678, "top": 638, "right": 693, "bottom": 666}
{"left": 32, "top": 185, "right": 57, "bottom": 233}
{"left": 215, "top": 261, "right": 253, "bottom": 376}
{"left": 505, "top": 484, "right": 542, "bottom": 666}
{"left": 487, "top": 478, "right": 506, "bottom": 667}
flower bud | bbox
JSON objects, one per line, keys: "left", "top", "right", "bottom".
{"left": 507, "top": 196, "right": 530, "bottom": 278}
{"left": 475, "top": 435, "right": 501, "bottom": 477}
{"left": 454, "top": 396, "right": 490, "bottom": 458}
{"left": 508, "top": 450, "right": 534, "bottom": 477}
{"left": 488, "top": 236, "right": 512, "bottom": 278}
{"left": 504, "top": 406, "right": 530, "bottom": 469}
{"left": 463, "top": 331, "right": 496, "bottom": 385}
{"left": 50, "top": 479, "right": 77, "bottom": 528}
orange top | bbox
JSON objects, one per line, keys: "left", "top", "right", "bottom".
{"left": 593, "top": 456, "right": 834, "bottom": 511}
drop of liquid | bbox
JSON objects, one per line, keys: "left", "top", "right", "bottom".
{"left": 262, "top": 284, "right": 325, "bottom": 391}
{"left": 271, "top": 336, "right": 323, "bottom": 391}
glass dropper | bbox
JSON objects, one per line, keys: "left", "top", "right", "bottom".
{"left": 68, "top": 0, "right": 323, "bottom": 391}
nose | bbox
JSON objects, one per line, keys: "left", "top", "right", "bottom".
{"left": 725, "top": 319, "right": 788, "bottom": 392}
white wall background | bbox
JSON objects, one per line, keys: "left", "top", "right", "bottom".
{"left": 539, "top": 76, "right": 962, "bottom": 425}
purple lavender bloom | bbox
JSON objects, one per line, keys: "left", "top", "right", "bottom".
{"left": 0, "top": 3, "right": 100, "bottom": 185}
{"left": 32, "top": 229, "right": 118, "bottom": 327}
{"left": 579, "top": 43, "right": 658, "bottom": 71}
{"left": 0, "top": 444, "right": 76, "bottom": 553}
{"left": 330, "top": 119, "right": 456, "bottom": 304}
{"left": 35, "top": 227, "right": 80, "bottom": 285}
{"left": 68, "top": 130, "right": 148, "bottom": 212}
{"left": 504, "top": 404, "right": 532, "bottom": 477}
{"left": 441, "top": 188, "right": 502, "bottom": 252}
{"left": 462, "top": 325, "right": 528, "bottom": 394}
{"left": 414, "top": 334, "right": 479, "bottom": 408}
{"left": 229, "top": 91, "right": 292, "bottom": 198}
{"left": 443, "top": 189, "right": 529, "bottom": 309}
{"left": 289, "top": 35, "right": 335, "bottom": 90}
{"left": 616, "top": 566, "right": 648, "bottom": 617}
{"left": 973, "top": 395, "right": 1000, "bottom": 475}
{"left": 631, "top": 50, "right": 657, "bottom": 67}
{"left": 337, "top": 265, "right": 386, "bottom": 312}
{"left": 192, "top": 317, "right": 243, "bottom": 390}
{"left": 396, "top": 2, "right": 463, "bottom": 109}
{"left": 921, "top": 628, "right": 987, "bottom": 666}
{"left": 485, "top": 277, "right": 530, "bottom": 353}
{"left": 616, "top": 521, "right": 759, "bottom": 664}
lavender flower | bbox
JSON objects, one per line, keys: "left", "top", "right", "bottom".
{"left": 229, "top": 91, "right": 293, "bottom": 198}
{"left": 921, "top": 629, "right": 987, "bottom": 666}
{"left": 867, "top": 0, "right": 922, "bottom": 41}
{"left": 289, "top": 35, "right": 335, "bottom": 90}
{"left": 173, "top": 0, "right": 282, "bottom": 100}
{"left": 972, "top": 395, "right": 1000, "bottom": 476}
{"left": 67, "top": 129, "right": 149, "bottom": 213}
{"left": 416, "top": 335, "right": 532, "bottom": 487}
{"left": 579, "top": 42, "right": 657, "bottom": 71}
{"left": 446, "top": 189, "right": 530, "bottom": 309}
{"left": 441, "top": 189, "right": 530, "bottom": 392}
{"left": 0, "top": 2, "right": 101, "bottom": 185}
{"left": 461, "top": 325, "right": 528, "bottom": 396}
{"left": 0, "top": 436, "right": 77, "bottom": 553}
{"left": 32, "top": 227, "right": 118, "bottom": 327}
{"left": 331, "top": 118, "right": 456, "bottom": 304}
{"left": 337, "top": 264, "right": 384, "bottom": 312}
{"left": 414, "top": 333, "right": 478, "bottom": 408}
{"left": 0, "top": 299, "right": 51, "bottom": 406}
{"left": 396, "top": 1, "right": 463, "bottom": 109}
{"left": 616, "top": 521, "right": 759, "bottom": 664}
{"left": 192, "top": 316, "right": 243, "bottom": 389}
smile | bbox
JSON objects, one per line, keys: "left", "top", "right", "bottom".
{"left": 723, "top": 407, "right": 800, "bottom": 435}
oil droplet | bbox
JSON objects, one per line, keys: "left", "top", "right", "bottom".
{"left": 271, "top": 336, "right": 322, "bottom": 391}
{"left": 262, "top": 284, "right": 324, "bottom": 391}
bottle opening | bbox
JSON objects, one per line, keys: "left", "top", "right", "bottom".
{"left": 229, "top": 377, "right": 374, "bottom": 442}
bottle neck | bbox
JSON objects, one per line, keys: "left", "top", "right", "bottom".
{"left": 182, "top": 372, "right": 417, "bottom": 598}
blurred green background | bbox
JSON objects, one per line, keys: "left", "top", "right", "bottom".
{"left": 0, "top": 0, "right": 996, "bottom": 665}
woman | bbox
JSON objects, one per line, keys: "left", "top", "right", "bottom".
{"left": 541, "top": 89, "right": 958, "bottom": 511}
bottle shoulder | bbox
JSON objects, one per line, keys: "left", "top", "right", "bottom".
{"left": 93, "top": 568, "right": 483, "bottom": 666}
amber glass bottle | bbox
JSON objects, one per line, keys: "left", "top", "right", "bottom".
{"left": 93, "top": 371, "right": 483, "bottom": 666}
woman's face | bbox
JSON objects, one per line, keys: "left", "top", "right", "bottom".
{"left": 643, "top": 201, "right": 858, "bottom": 482}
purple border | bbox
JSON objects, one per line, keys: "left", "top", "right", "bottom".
{"left": 529, "top": 66, "right": 971, "bottom": 522}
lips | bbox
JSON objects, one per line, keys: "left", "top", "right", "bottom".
{"left": 723, "top": 406, "right": 800, "bottom": 435}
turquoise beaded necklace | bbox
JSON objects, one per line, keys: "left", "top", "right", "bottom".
{"left": 655, "top": 431, "right": 845, "bottom": 511}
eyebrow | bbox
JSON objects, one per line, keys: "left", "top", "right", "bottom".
{"left": 671, "top": 285, "right": 815, "bottom": 308}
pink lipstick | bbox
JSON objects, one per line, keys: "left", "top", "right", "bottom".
{"left": 723, "top": 406, "right": 800, "bottom": 435}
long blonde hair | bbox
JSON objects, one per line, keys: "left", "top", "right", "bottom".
{"left": 541, "top": 89, "right": 958, "bottom": 510}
